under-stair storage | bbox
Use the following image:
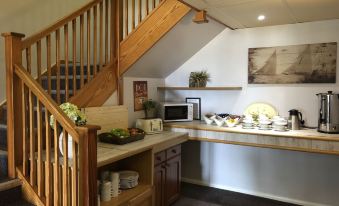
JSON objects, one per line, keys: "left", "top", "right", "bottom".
{"left": 99, "top": 149, "right": 153, "bottom": 206}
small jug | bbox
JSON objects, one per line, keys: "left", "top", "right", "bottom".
{"left": 288, "top": 109, "right": 304, "bottom": 130}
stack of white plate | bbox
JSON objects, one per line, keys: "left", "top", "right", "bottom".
{"left": 119, "top": 171, "right": 139, "bottom": 189}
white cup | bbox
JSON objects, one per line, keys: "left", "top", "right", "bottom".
{"left": 110, "top": 172, "right": 119, "bottom": 182}
{"left": 100, "top": 181, "right": 112, "bottom": 202}
{"left": 111, "top": 188, "right": 121, "bottom": 197}
{"left": 100, "top": 171, "right": 110, "bottom": 182}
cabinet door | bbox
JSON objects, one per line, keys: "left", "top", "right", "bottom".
{"left": 165, "top": 155, "right": 181, "bottom": 206}
{"left": 154, "top": 164, "right": 166, "bottom": 206}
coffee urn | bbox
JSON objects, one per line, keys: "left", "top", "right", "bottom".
{"left": 316, "top": 91, "right": 339, "bottom": 134}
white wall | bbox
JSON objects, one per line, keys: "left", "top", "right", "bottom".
{"left": 165, "top": 19, "right": 339, "bottom": 206}
{"left": 0, "top": 0, "right": 90, "bottom": 103}
{"left": 123, "top": 77, "right": 165, "bottom": 127}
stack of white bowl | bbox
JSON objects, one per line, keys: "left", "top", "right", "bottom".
{"left": 119, "top": 171, "right": 139, "bottom": 189}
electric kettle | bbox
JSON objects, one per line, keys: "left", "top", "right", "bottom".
{"left": 288, "top": 109, "right": 304, "bottom": 130}
{"left": 317, "top": 91, "right": 339, "bottom": 134}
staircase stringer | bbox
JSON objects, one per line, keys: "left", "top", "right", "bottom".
{"left": 118, "top": 0, "right": 191, "bottom": 76}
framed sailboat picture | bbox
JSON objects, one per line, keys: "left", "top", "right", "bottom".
{"left": 248, "top": 42, "right": 337, "bottom": 84}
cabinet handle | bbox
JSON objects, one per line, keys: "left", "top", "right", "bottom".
{"left": 171, "top": 149, "right": 177, "bottom": 154}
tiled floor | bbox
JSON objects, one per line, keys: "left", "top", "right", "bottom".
{"left": 173, "top": 182, "right": 299, "bottom": 206}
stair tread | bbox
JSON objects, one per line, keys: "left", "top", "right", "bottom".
{"left": 41, "top": 74, "right": 92, "bottom": 80}
{"left": 0, "top": 179, "right": 21, "bottom": 192}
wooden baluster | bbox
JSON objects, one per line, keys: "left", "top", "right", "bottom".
{"left": 46, "top": 35, "right": 52, "bottom": 95}
{"left": 146, "top": 0, "right": 149, "bottom": 15}
{"left": 132, "top": 0, "right": 136, "bottom": 30}
{"left": 55, "top": 29, "right": 61, "bottom": 104}
{"left": 36, "top": 40, "right": 42, "bottom": 84}
{"left": 64, "top": 24, "right": 69, "bottom": 101}
{"left": 1, "top": 32, "right": 25, "bottom": 178}
{"left": 99, "top": 2, "right": 104, "bottom": 70}
{"left": 62, "top": 129, "right": 69, "bottom": 206}
{"left": 93, "top": 5, "right": 98, "bottom": 76}
{"left": 80, "top": 14, "right": 85, "bottom": 88}
{"left": 45, "top": 111, "right": 52, "bottom": 206}
{"left": 87, "top": 10, "right": 91, "bottom": 82}
{"left": 29, "top": 90, "right": 36, "bottom": 186}
{"left": 105, "top": 0, "right": 109, "bottom": 63}
{"left": 72, "top": 19, "right": 77, "bottom": 94}
{"left": 22, "top": 83, "right": 28, "bottom": 176}
{"left": 138, "top": 0, "right": 142, "bottom": 24}
{"left": 53, "top": 121, "right": 60, "bottom": 206}
{"left": 26, "top": 47, "right": 31, "bottom": 74}
{"left": 110, "top": 0, "right": 115, "bottom": 61}
{"left": 76, "top": 125, "right": 100, "bottom": 206}
{"left": 116, "top": 0, "right": 123, "bottom": 104}
{"left": 37, "top": 100, "right": 43, "bottom": 196}
{"left": 124, "top": 0, "right": 128, "bottom": 37}
{"left": 72, "top": 140, "right": 78, "bottom": 206}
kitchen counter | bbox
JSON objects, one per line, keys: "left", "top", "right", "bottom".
{"left": 97, "top": 131, "right": 188, "bottom": 167}
{"left": 165, "top": 121, "right": 339, "bottom": 155}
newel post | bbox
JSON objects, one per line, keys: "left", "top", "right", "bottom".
{"left": 1, "top": 32, "right": 25, "bottom": 178}
{"left": 76, "top": 125, "right": 101, "bottom": 206}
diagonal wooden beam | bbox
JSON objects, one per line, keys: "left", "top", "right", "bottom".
{"left": 119, "top": 0, "right": 191, "bottom": 75}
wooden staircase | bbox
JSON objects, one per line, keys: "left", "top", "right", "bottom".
{"left": 0, "top": 0, "right": 190, "bottom": 205}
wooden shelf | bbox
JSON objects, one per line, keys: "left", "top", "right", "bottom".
{"left": 101, "top": 184, "right": 152, "bottom": 206}
{"left": 157, "top": 86, "right": 242, "bottom": 91}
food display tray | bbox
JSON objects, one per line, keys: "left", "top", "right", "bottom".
{"left": 99, "top": 129, "right": 145, "bottom": 145}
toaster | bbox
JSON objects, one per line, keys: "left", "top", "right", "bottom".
{"left": 135, "top": 118, "right": 163, "bottom": 134}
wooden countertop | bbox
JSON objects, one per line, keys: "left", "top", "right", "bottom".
{"left": 97, "top": 131, "right": 188, "bottom": 167}
{"left": 165, "top": 121, "right": 339, "bottom": 142}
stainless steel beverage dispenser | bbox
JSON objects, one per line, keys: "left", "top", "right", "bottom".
{"left": 317, "top": 91, "right": 339, "bottom": 133}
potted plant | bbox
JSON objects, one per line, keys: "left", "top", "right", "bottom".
{"left": 143, "top": 99, "right": 157, "bottom": 119}
{"left": 189, "top": 71, "right": 210, "bottom": 87}
{"left": 50, "top": 102, "right": 86, "bottom": 158}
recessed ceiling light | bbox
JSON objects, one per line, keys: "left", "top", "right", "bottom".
{"left": 257, "top": 15, "right": 266, "bottom": 21}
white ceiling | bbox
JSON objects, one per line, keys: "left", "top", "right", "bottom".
{"left": 183, "top": 0, "right": 339, "bottom": 29}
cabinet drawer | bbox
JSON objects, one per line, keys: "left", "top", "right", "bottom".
{"left": 129, "top": 186, "right": 153, "bottom": 206}
{"left": 166, "top": 145, "right": 181, "bottom": 160}
{"left": 154, "top": 151, "right": 166, "bottom": 165}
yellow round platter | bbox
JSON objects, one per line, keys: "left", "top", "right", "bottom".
{"left": 243, "top": 102, "right": 278, "bottom": 119}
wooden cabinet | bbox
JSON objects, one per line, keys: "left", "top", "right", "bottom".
{"left": 154, "top": 145, "right": 181, "bottom": 206}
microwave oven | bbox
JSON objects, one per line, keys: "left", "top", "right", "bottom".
{"left": 161, "top": 103, "right": 193, "bottom": 122}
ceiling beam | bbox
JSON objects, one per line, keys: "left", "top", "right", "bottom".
{"left": 193, "top": 10, "right": 209, "bottom": 24}
{"left": 178, "top": 0, "right": 235, "bottom": 30}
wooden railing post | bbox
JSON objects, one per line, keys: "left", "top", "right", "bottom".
{"left": 1, "top": 32, "right": 25, "bottom": 178}
{"left": 76, "top": 125, "right": 101, "bottom": 206}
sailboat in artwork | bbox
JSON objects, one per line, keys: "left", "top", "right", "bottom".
{"left": 282, "top": 45, "right": 312, "bottom": 75}
{"left": 254, "top": 50, "right": 277, "bottom": 75}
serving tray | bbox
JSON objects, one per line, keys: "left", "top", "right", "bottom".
{"left": 99, "top": 128, "right": 145, "bottom": 145}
